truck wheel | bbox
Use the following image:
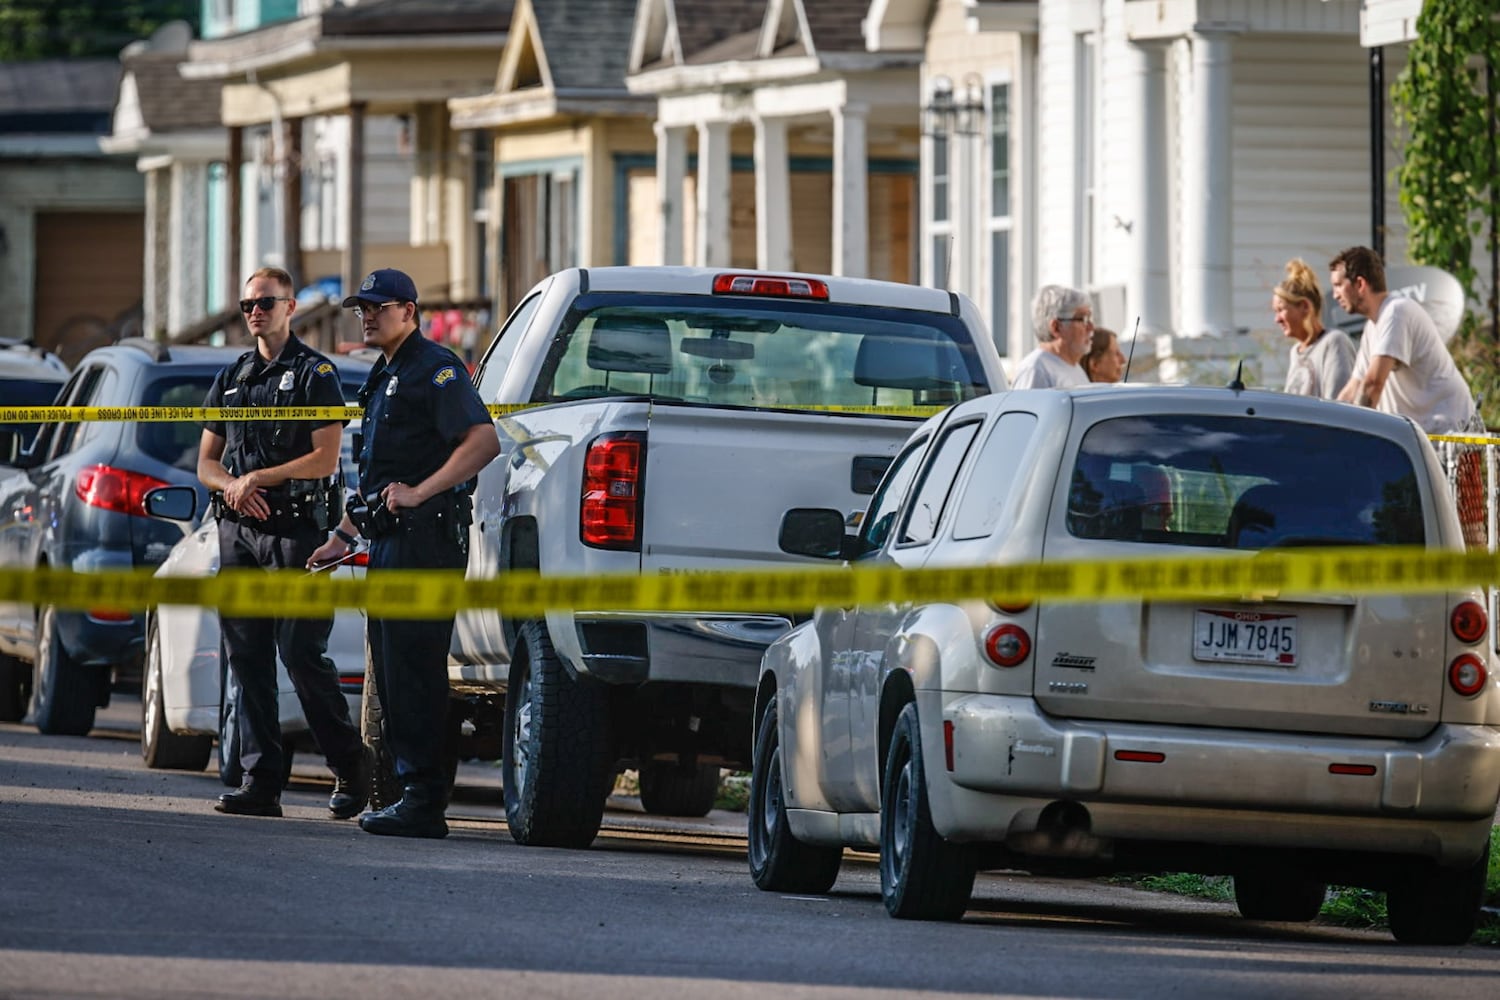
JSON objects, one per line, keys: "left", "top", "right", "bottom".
{"left": 140, "top": 618, "right": 211, "bottom": 772}
{"left": 0, "top": 651, "right": 28, "bottom": 722}
{"left": 748, "top": 699, "right": 842, "bottom": 893}
{"left": 1387, "top": 840, "right": 1490, "bottom": 945}
{"left": 639, "top": 760, "right": 720, "bottom": 817}
{"left": 880, "top": 703, "right": 974, "bottom": 921}
{"left": 31, "top": 605, "right": 96, "bottom": 736}
{"left": 359, "top": 645, "right": 402, "bottom": 811}
{"left": 1232, "top": 870, "right": 1326, "bottom": 922}
{"left": 503, "top": 620, "right": 612, "bottom": 848}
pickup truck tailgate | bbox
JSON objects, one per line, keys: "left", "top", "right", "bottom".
{"left": 639, "top": 403, "right": 914, "bottom": 570}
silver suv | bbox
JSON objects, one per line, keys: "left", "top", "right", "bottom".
{"left": 750, "top": 385, "right": 1499, "bottom": 945}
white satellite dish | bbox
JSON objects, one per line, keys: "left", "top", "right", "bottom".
{"left": 1327, "top": 264, "right": 1468, "bottom": 342}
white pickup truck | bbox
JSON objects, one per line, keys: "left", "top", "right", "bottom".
{"left": 405, "top": 267, "right": 1006, "bottom": 847}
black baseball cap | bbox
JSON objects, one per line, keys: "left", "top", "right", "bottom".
{"left": 342, "top": 268, "right": 419, "bottom": 308}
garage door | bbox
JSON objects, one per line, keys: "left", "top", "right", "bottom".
{"left": 33, "top": 211, "right": 145, "bottom": 367}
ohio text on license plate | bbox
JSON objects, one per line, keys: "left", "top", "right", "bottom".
{"left": 1192, "top": 610, "right": 1297, "bottom": 666}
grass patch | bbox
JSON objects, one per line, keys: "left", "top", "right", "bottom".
{"left": 1112, "top": 827, "right": 1499, "bottom": 945}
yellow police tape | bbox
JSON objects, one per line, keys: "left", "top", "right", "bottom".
{"left": 0, "top": 403, "right": 944, "bottom": 423}
{"left": 0, "top": 546, "right": 1492, "bottom": 620}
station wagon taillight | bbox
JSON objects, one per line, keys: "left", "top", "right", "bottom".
{"left": 983, "top": 623, "right": 1030, "bottom": 668}
{"left": 1450, "top": 600, "right": 1487, "bottom": 644}
{"left": 711, "top": 273, "right": 829, "bottom": 300}
{"left": 75, "top": 464, "right": 171, "bottom": 517}
{"left": 1449, "top": 654, "right": 1488, "bottom": 697}
{"left": 581, "top": 432, "right": 645, "bottom": 550}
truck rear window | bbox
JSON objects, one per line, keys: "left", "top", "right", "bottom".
{"left": 1066, "top": 415, "right": 1424, "bottom": 548}
{"left": 533, "top": 293, "right": 990, "bottom": 409}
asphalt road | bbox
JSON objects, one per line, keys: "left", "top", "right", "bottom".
{"left": 2, "top": 697, "right": 1498, "bottom": 1000}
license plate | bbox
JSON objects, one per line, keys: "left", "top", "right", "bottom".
{"left": 1192, "top": 609, "right": 1297, "bottom": 666}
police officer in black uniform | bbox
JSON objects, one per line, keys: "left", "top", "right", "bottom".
{"left": 308, "top": 268, "right": 499, "bottom": 839}
{"left": 199, "top": 265, "right": 371, "bottom": 820}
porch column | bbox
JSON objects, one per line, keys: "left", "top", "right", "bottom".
{"left": 168, "top": 161, "right": 209, "bottom": 335}
{"left": 1129, "top": 40, "right": 1170, "bottom": 335}
{"left": 343, "top": 102, "right": 366, "bottom": 315}
{"left": 282, "top": 116, "right": 303, "bottom": 286}
{"left": 226, "top": 125, "right": 242, "bottom": 306}
{"left": 833, "top": 103, "right": 869, "bottom": 278}
{"left": 654, "top": 122, "right": 686, "bottom": 265}
{"left": 1181, "top": 31, "right": 1234, "bottom": 337}
{"left": 753, "top": 115, "right": 791, "bottom": 271}
{"left": 142, "top": 166, "right": 168, "bottom": 337}
{"left": 695, "top": 120, "right": 731, "bottom": 268}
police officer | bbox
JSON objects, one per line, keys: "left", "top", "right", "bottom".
{"left": 199, "top": 265, "right": 371, "bottom": 820}
{"left": 308, "top": 268, "right": 499, "bottom": 839}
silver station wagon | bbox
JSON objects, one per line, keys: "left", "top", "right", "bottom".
{"left": 749, "top": 384, "right": 1500, "bottom": 945}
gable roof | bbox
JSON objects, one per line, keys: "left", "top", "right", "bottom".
{"left": 674, "top": 0, "right": 767, "bottom": 65}
{"left": 0, "top": 59, "right": 118, "bottom": 135}
{"left": 121, "top": 54, "right": 223, "bottom": 133}
{"left": 532, "top": 0, "right": 640, "bottom": 92}
{"left": 798, "top": 0, "right": 870, "bottom": 56}
{"left": 320, "top": 0, "right": 513, "bottom": 36}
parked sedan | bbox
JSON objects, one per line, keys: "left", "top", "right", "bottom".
{"left": 140, "top": 502, "right": 366, "bottom": 780}
{"left": 750, "top": 384, "right": 1500, "bottom": 945}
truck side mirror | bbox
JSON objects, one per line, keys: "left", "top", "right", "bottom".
{"left": 779, "top": 507, "right": 848, "bottom": 559}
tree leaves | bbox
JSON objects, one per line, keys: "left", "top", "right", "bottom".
{"left": 0, "top": 0, "right": 199, "bottom": 61}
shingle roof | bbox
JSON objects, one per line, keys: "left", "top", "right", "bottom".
{"left": 0, "top": 59, "right": 119, "bottom": 115}
{"left": 533, "top": 0, "right": 640, "bottom": 92}
{"left": 321, "top": 0, "right": 513, "bottom": 36}
{"left": 673, "top": 0, "right": 766, "bottom": 63}
{"left": 799, "top": 0, "right": 869, "bottom": 55}
{"left": 122, "top": 54, "right": 222, "bottom": 132}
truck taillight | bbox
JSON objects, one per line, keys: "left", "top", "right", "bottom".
{"left": 581, "top": 432, "right": 645, "bottom": 550}
{"left": 75, "top": 464, "right": 171, "bottom": 517}
{"left": 1449, "top": 654, "right": 1488, "bottom": 697}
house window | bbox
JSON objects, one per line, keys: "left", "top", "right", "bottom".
{"left": 929, "top": 132, "right": 951, "bottom": 289}
{"left": 500, "top": 159, "right": 581, "bottom": 311}
{"left": 988, "top": 82, "right": 1012, "bottom": 355}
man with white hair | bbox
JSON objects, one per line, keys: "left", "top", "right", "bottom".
{"left": 1011, "top": 285, "right": 1093, "bottom": 389}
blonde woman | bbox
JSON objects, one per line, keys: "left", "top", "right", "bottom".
{"left": 1275, "top": 258, "right": 1354, "bottom": 399}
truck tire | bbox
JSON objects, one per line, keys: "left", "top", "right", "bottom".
{"left": 748, "top": 699, "right": 842, "bottom": 893}
{"left": 140, "top": 618, "right": 211, "bottom": 772}
{"left": 360, "top": 645, "right": 403, "bottom": 811}
{"left": 503, "top": 620, "right": 612, "bottom": 848}
{"left": 31, "top": 605, "right": 96, "bottom": 736}
{"left": 1387, "top": 840, "right": 1490, "bottom": 945}
{"left": 638, "top": 761, "right": 720, "bottom": 818}
{"left": 880, "top": 703, "right": 974, "bottom": 921}
{"left": 0, "top": 651, "right": 27, "bottom": 722}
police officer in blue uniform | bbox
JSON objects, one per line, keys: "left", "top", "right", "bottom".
{"left": 308, "top": 268, "right": 499, "bottom": 839}
{"left": 199, "top": 265, "right": 370, "bottom": 820}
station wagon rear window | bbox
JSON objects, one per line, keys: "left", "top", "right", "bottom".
{"left": 533, "top": 293, "right": 990, "bottom": 410}
{"left": 1066, "top": 415, "right": 1424, "bottom": 548}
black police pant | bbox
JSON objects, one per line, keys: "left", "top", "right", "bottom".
{"left": 366, "top": 511, "right": 465, "bottom": 806}
{"left": 218, "top": 518, "right": 363, "bottom": 785}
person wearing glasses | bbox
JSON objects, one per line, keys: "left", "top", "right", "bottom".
{"left": 1011, "top": 285, "right": 1093, "bottom": 389}
{"left": 308, "top": 268, "right": 499, "bottom": 839}
{"left": 197, "top": 265, "right": 371, "bottom": 820}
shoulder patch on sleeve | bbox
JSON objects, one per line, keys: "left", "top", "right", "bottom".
{"left": 313, "top": 361, "right": 335, "bottom": 377}
{"left": 432, "top": 365, "right": 459, "bottom": 387}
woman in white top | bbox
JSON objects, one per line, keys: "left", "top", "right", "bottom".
{"left": 1274, "top": 258, "right": 1354, "bottom": 400}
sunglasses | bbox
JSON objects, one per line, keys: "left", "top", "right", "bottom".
{"left": 239, "top": 295, "right": 293, "bottom": 314}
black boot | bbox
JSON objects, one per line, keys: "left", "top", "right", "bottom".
{"left": 216, "top": 780, "right": 283, "bottom": 818}
{"left": 358, "top": 784, "right": 448, "bottom": 839}
{"left": 329, "top": 747, "right": 373, "bottom": 820}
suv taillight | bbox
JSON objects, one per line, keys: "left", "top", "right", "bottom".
{"left": 581, "top": 432, "right": 645, "bottom": 550}
{"left": 75, "top": 464, "right": 171, "bottom": 517}
{"left": 1449, "top": 653, "right": 1488, "bottom": 697}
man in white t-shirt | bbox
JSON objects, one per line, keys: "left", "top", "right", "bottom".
{"left": 1331, "top": 246, "right": 1475, "bottom": 434}
{"left": 1011, "top": 285, "right": 1092, "bottom": 389}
